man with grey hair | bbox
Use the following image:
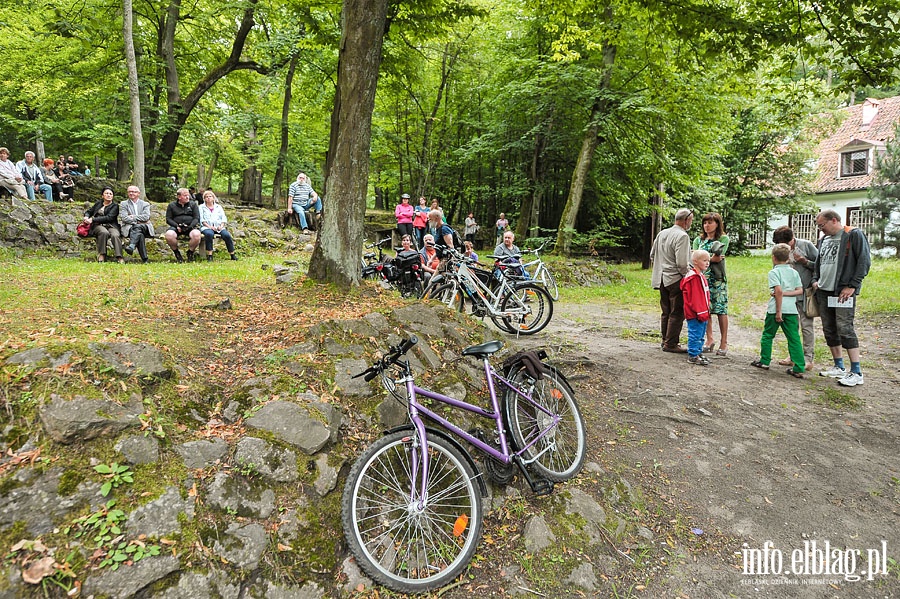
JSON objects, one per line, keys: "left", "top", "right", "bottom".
{"left": 650, "top": 208, "right": 694, "bottom": 352}
{"left": 16, "top": 152, "right": 53, "bottom": 201}
{"left": 812, "top": 209, "right": 871, "bottom": 387}
{"left": 0, "top": 147, "right": 28, "bottom": 199}
{"left": 120, "top": 185, "right": 155, "bottom": 263}
{"left": 287, "top": 172, "right": 322, "bottom": 234}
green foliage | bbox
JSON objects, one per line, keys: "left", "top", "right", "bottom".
{"left": 66, "top": 499, "right": 162, "bottom": 571}
{"left": 867, "top": 121, "right": 900, "bottom": 254}
{"left": 94, "top": 462, "right": 134, "bottom": 497}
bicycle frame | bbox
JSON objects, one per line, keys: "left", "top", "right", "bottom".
{"left": 397, "top": 357, "right": 561, "bottom": 503}
{"left": 456, "top": 260, "right": 528, "bottom": 318}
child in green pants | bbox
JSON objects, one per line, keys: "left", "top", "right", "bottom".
{"left": 751, "top": 243, "right": 806, "bottom": 378}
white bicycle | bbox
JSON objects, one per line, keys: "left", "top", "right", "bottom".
{"left": 520, "top": 241, "right": 558, "bottom": 301}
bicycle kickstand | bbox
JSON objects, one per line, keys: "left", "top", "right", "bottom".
{"left": 513, "top": 455, "right": 554, "bottom": 496}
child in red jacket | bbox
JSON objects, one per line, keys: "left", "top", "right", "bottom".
{"left": 680, "top": 250, "right": 712, "bottom": 365}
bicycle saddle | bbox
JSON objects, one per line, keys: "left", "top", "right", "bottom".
{"left": 461, "top": 340, "right": 504, "bottom": 358}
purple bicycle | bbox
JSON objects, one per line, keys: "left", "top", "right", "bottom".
{"left": 342, "top": 335, "right": 585, "bottom": 593}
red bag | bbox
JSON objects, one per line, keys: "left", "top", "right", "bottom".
{"left": 76, "top": 221, "right": 91, "bottom": 237}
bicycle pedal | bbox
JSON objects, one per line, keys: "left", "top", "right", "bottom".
{"left": 529, "top": 478, "right": 554, "bottom": 496}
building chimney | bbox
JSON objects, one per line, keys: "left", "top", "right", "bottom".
{"left": 862, "top": 98, "right": 880, "bottom": 126}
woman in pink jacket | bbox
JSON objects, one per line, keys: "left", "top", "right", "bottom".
{"left": 395, "top": 193, "right": 414, "bottom": 240}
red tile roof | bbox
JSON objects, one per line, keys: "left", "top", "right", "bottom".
{"left": 812, "top": 96, "right": 900, "bottom": 194}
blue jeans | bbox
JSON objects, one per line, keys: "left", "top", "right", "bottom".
{"left": 201, "top": 228, "right": 235, "bottom": 253}
{"left": 292, "top": 198, "right": 323, "bottom": 229}
{"left": 25, "top": 183, "right": 53, "bottom": 201}
{"left": 686, "top": 318, "right": 707, "bottom": 357}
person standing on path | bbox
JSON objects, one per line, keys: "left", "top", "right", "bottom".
{"left": 650, "top": 208, "right": 694, "bottom": 353}
{"left": 692, "top": 212, "right": 730, "bottom": 356}
{"left": 812, "top": 210, "right": 871, "bottom": 387}
{"left": 772, "top": 226, "right": 818, "bottom": 372}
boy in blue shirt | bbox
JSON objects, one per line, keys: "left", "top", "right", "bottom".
{"left": 751, "top": 243, "right": 806, "bottom": 378}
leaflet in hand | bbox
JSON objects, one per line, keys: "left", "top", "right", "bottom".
{"left": 827, "top": 295, "right": 854, "bottom": 308}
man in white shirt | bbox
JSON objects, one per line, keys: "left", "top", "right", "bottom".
{"left": 0, "top": 147, "right": 28, "bottom": 200}
{"left": 16, "top": 152, "right": 53, "bottom": 201}
{"left": 650, "top": 208, "right": 694, "bottom": 352}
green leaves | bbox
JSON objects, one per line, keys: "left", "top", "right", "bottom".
{"left": 94, "top": 462, "right": 134, "bottom": 497}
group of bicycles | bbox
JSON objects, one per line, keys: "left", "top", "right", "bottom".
{"left": 361, "top": 237, "right": 559, "bottom": 335}
{"left": 343, "top": 238, "right": 586, "bottom": 593}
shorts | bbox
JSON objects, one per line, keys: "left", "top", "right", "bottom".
{"left": 167, "top": 226, "right": 195, "bottom": 237}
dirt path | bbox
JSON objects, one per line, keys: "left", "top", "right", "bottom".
{"left": 534, "top": 301, "right": 900, "bottom": 598}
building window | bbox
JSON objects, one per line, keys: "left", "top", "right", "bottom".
{"left": 840, "top": 150, "right": 868, "bottom": 177}
{"left": 790, "top": 213, "right": 818, "bottom": 243}
{"left": 849, "top": 207, "right": 882, "bottom": 245}
{"left": 744, "top": 222, "right": 767, "bottom": 248}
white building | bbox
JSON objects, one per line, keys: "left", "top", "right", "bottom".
{"left": 768, "top": 96, "right": 900, "bottom": 252}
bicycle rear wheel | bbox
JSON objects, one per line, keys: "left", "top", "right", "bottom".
{"left": 536, "top": 266, "right": 559, "bottom": 301}
{"left": 423, "top": 282, "right": 465, "bottom": 312}
{"left": 500, "top": 282, "right": 553, "bottom": 335}
{"left": 504, "top": 366, "right": 585, "bottom": 481}
{"left": 342, "top": 431, "right": 483, "bottom": 593}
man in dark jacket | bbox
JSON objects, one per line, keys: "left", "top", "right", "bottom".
{"left": 164, "top": 187, "right": 201, "bottom": 262}
{"left": 812, "top": 210, "right": 871, "bottom": 387}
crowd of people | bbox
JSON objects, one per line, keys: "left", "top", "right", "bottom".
{"left": 651, "top": 208, "right": 871, "bottom": 388}
{"left": 0, "top": 148, "right": 83, "bottom": 202}
{"left": 81, "top": 185, "right": 238, "bottom": 264}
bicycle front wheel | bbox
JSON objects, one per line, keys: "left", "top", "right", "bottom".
{"left": 424, "top": 282, "right": 465, "bottom": 312}
{"left": 504, "top": 366, "right": 585, "bottom": 481}
{"left": 500, "top": 282, "right": 553, "bottom": 335}
{"left": 536, "top": 266, "right": 559, "bottom": 301}
{"left": 342, "top": 431, "right": 483, "bottom": 593}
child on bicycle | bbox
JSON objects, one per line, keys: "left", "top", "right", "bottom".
{"left": 680, "top": 249, "right": 711, "bottom": 365}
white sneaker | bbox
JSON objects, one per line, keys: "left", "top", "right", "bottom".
{"left": 819, "top": 366, "right": 847, "bottom": 378}
{"left": 838, "top": 372, "right": 864, "bottom": 387}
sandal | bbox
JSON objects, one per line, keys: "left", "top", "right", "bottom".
{"left": 778, "top": 358, "right": 793, "bottom": 366}
{"left": 750, "top": 360, "right": 769, "bottom": 370}
{"left": 702, "top": 343, "right": 715, "bottom": 353}
{"left": 786, "top": 368, "right": 804, "bottom": 379}
{"left": 716, "top": 348, "right": 728, "bottom": 356}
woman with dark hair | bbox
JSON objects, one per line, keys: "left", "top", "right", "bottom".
{"left": 693, "top": 212, "right": 730, "bottom": 355}
{"left": 82, "top": 187, "right": 124, "bottom": 262}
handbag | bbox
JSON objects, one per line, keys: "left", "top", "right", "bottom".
{"left": 804, "top": 287, "right": 819, "bottom": 318}
{"left": 76, "top": 221, "right": 91, "bottom": 237}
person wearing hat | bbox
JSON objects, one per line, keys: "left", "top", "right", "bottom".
{"left": 395, "top": 193, "right": 415, "bottom": 240}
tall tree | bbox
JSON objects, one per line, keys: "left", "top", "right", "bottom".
{"left": 123, "top": 0, "right": 145, "bottom": 193}
{"left": 308, "top": 0, "right": 389, "bottom": 287}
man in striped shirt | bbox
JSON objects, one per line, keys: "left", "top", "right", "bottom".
{"left": 287, "top": 172, "right": 322, "bottom": 234}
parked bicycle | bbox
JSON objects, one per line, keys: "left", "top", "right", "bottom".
{"left": 422, "top": 247, "right": 554, "bottom": 335}
{"left": 361, "top": 237, "right": 424, "bottom": 298}
{"left": 342, "top": 336, "right": 585, "bottom": 593}
{"left": 520, "top": 240, "right": 559, "bottom": 300}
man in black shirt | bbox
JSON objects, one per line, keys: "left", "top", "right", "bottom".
{"left": 164, "top": 187, "right": 201, "bottom": 262}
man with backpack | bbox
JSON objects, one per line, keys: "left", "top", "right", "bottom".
{"left": 812, "top": 210, "right": 871, "bottom": 387}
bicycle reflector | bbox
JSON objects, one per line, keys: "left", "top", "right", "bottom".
{"left": 453, "top": 514, "right": 469, "bottom": 537}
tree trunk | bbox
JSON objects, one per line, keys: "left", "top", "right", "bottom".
{"left": 272, "top": 55, "right": 298, "bottom": 208}
{"left": 374, "top": 186, "right": 384, "bottom": 210}
{"left": 123, "top": 0, "right": 145, "bottom": 193}
{"left": 240, "top": 167, "right": 263, "bottom": 206}
{"left": 116, "top": 150, "right": 130, "bottom": 182}
{"left": 308, "top": 0, "right": 389, "bottom": 287}
{"left": 555, "top": 35, "right": 616, "bottom": 256}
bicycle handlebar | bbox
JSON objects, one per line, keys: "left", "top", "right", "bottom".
{"left": 356, "top": 335, "right": 419, "bottom": 381}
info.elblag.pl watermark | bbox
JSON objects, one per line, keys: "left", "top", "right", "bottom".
{"left": 740, "top": 540, "right": 891, "bottom": 585}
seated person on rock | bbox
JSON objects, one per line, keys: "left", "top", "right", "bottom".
{"left": 287, "top": 172, "right": 322, "bottom": 234}
{"left": 199, "top": 190, "right": 237, "bottom": 261}
{"left": 120, "top": 185, "right": 155, "bottom": 263}
{"left": 83, "top": 186, "right": 124, "bottom": 263}
{"left": 17, "top": 151, "right": 53, "bottom": 202}
{"left": 0, "top": 147, "right": 28, "bottom": 200}
{"left": 164, "top": 187, "right": 202, "bottom": 263}
{"left": 419, "top": 234, "right": 441, "bottom": 285}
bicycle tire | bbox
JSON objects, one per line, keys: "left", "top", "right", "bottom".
{"left": 536, "top": 266, "right": 559, "bottom": 301}
{"left": 504, "top": 365, "right": 585, "bottom": 481}
{"left": 342, "top": 431, "right": 483, "bottom": 593}
{"left": 424, "top": 283, "right": 465, "bottom": 312}
{"left": 500, "top": 282, "right": 553, "bottom": 335}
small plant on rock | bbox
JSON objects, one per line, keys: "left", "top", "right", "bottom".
{"left": 94, "top": 462, "right": 134, "bottom": 497}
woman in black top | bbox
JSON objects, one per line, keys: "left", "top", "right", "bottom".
{"left": 82, "top": 187, "right": 123, "bottom": 262}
